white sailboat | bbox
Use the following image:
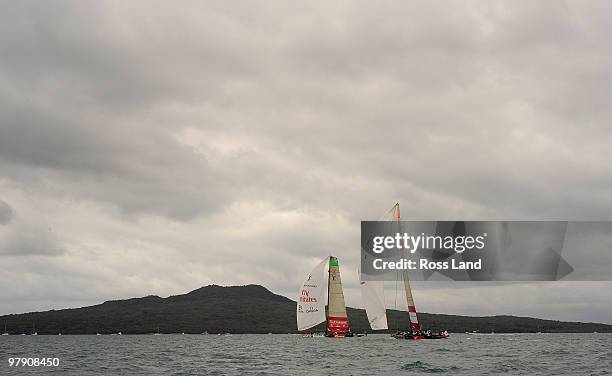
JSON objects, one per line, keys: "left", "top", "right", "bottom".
{"left": 361, "top": 203, "right": 448, "bottom": 340}
{"left": 2, "top": 323, "right": 8, "bottom": 336}
{"left": 297, "top": 256, "right": 353, "bottom": 337}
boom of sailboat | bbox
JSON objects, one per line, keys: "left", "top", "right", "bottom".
{"left": 296, "top": 203, "right": 449, "bottom": 340}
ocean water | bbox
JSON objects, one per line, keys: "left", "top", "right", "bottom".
{"left": 0, "top": 333, "right": 610, "bottom": 375}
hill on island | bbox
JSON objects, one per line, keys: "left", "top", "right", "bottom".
{"left": 1, "top": 284, "right": 610, "bottom": 334}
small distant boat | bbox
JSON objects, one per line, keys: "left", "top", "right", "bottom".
{"left": 202, "top": 331, "right": 208, "bottom": 335}
{"left": 96, "top": 333, "right": 101, "bottom": 336}
{"left": 181, "top": 332, "right": 185, "bottom": 335}
{"left": 297, "top": 256, "right": 354, "bottom": 338}
{"left": 58, "top": 333, "right": 62, "bottom": 336}
{"left": 2, "top": 323, "right": 8, "bottom": 336}
{"left": 302, "top": 332, "right": 325, "bottom": 337}
{"left": 153, "top": 327, "right": 161, "bottom": 335}
{"left": 31, "top": 323, "right": 37, "bottom": 336}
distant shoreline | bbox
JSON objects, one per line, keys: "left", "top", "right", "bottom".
{"left": 2, "top": 285, "right": 611, "bottom": 335}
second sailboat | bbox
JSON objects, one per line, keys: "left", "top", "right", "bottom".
{"left": 297, "top": 256, "right": 353, "bottom": 337}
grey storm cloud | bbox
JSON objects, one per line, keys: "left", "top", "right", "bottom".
{"left": 0, "top": 1, "right": 611, "bottom": 322}
{"left": 0, "top": 200, "right": 14, "bottom": 225}
{"left": 0, "top": 201, "right": 65, "bottom": 256}
{"left": 0, "top": 200, "right": 13, "bottom": 225}
{"left": 0, "top": 224, "right": 65, "bottom": 256}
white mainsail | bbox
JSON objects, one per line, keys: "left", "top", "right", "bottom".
{"left": 402, "top": 268, "right": 420, "bottom": 330}
{"left": 327, "top": 256, "right": 350, "bottom": 334}
{"left": 297, "top": 257, "right": 328, "bottom": 331}
{"left": 327, "top": 256, "right": 348, "bottom": 319}
{"left": 391, "top": 203, "right": 421, "bottom": 331}
{"left": 360, "top": 279, "right": 388, "bottom": 330}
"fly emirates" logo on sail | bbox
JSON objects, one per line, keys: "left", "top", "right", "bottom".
{"left": 299, "top": 289, "right": 318, "bottom": 303}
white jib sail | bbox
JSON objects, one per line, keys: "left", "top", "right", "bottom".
{"left": 360, "top": 279, "right": 388, "bottom": 330}
{"left": 297, "top": 257, "right": 329, "bottom": 331}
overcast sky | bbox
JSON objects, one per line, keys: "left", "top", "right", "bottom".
{"left": 1, "top": 1, "right": 611, "bottom": 324}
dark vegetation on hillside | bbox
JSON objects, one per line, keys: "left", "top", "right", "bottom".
{"left": 1, "top": 285, "right": 610, "bottom": 334}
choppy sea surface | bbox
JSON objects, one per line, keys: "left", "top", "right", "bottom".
{"left": 0, "top": 333, "right": 610, "bottom": 375}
